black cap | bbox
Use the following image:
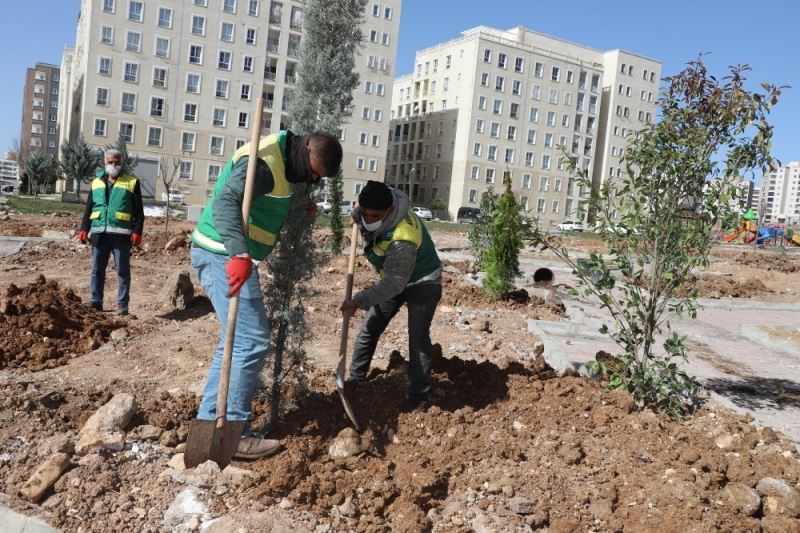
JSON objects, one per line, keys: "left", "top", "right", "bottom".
{"left": 358, "top": 180, "right": 393, "bottom": 209}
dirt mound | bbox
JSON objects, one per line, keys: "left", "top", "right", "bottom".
{"left": 735, "top": 251, "right": 800, "bottom": 273}
{"left": 131, "top": 230, "right": 192, "bottom": 259}
{"left": 243, "top": 352, "right": 800, "bottom": 532}
{"left": 678, "top": 274, "right": 773, "bottom": 299}
{"left": 0, "top": 275, "right": 122, "bottom": 371}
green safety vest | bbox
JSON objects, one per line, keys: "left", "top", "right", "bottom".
{"left": 89, "top": 173, "right": 138, "bottom": 236}
{"left": 192, "top": 131, "right": 292, "bottom": 260}
{"left": 365, "top": 210, "right": 441, "bottom": 283}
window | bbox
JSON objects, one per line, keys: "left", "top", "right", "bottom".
{"left": 490, "top": 122, "right": 500, "bottom": 138}
{"left": 480, "top": 72, "right": 489, "bottom": 87}
{"left": 377, "top": 83, "right": 385, "bottom": 96}
{"left": 186, "top": 73, "right": 201, "bottom": 93}
{"left": 497, "top": 53, "right": 507, "bottom": 69}
{"left": 548, "top": 88, "right": 558, "bottom": 104}
{"left": 208, "top": 164, "right": 221, "bottom": 182}
{"left": 220, "top": 22, "right": 235, "bottom": 42}
{"left": 475, "top": 119, "right": 484, "bottom": 133}
{"left": 128, "top": 1, "right": 143, "bottom": 22}
{"left": 248, "top": 0, "right": 259, "bottom": 16}
{"left": 246, "top": 28, "right": 257, "bottom": 45}
{"left": 510, "top": 103, "right": 519, "bottom": 119}
{"left": 485, "top": 168, "right": 495, "bottom": 183}
{"left": 96, "top": 87, "right": 109, "bottom": 106}
{"left": 179, "top": 161, "right": 193, "bottom": 180}
{"left": 184, "top": 103, "right": 198, "bottom": 122}
{"left": 369, "top": 159, "right": 378, "bottom": 172}
{"left": 210, "top": 135, "right": 224, "bottom": 155}
{"left": 554, "top": 178, "right": 562, "bottom": 192}
{"left": 155, "top": 37, "right": 170, "bottom": 58}
{"left": 150, "top": 96, "right": 165, "bottom": 117}
{"left": 566, "top": 70, "right": 574, "bottom": 84}
{"left": 215, "top": 79, "right": 229, "bottom": 98}
{"left": 356, "top": 157, "right": 365, "bottom": 170}
{"left": 238, "top": 111, "right": 249, "bottom": 127}
{"left": 505, "top": 148, "right": 515, "bottom": 164}
{"left": 487, "top": 145, "right": 497, "bottom": 161}
{"left": 529, "top": 107, "right": 539, "bottom": 123}
{"left": 192, "top": 16, "right": 206, "bottom": 35}
{"left": 492, "top": 99, "right": 502, "bottom": 115}
{"left": 384, "top": 6, "right": 392, "bottom": 18}
{"left": 531, "top": 85, "right": 541, "bottom": 100}
{"left": 153, "top": 67, "right": 167, "bottom": 88}
{"left": 182, "top": 132, "right": 196, "bottom": 152}
{"left": 358, "top": 132, "right": 368, "bottom": 145}
{"left": 119, "top": 122, "right": 134, "bottom": 143}
{"left": 551, "top": 67, "right": 560, "bottom": 82}
{"left": 103, "top": 0, "right": 115, "bottom": 13}
{"left": 123, "top": 62, "right": 139, "bottom": 82}
{"left": 147, "top": 126, "right": 162, "bottom": 146}
{"left": 514, "top": 57, "right": 524, "bottom": 73}
{"left": 534, "top": 62, "right": 543, "bottom": 78}
{"left": 495, "top": 76, "right": 505, "bottom": 92}
{"left": 212, "top": 108, "right": 226, "bottom": 126}
{"left": 371, "top": 134, "right": 380, "bottom": 147}
{"left": 473, "top": 143, "right": 481, "bottom": 156}
{"left": 223, "top": 0, "right": 236, "bottom": 13}
{"left": 242, "top": 56, "right": 253, "bottom": 72}
{"left": 468, "top": 189, "right": 478, "bottom": 203}
{"left": 240, "top": 83, "right": 251, "bottom": 100}
{"left": 361, "top": 106, "right": 370, "bottom": 119}
{"left": 189, "top": 45, "right": 203, "bottom": 64}
{"left": 561, "top": 114, "right": 569, "bottom": 127}
{"left": 546, "top": 111, "right": 556, "bottom": 126}
{"left": 218, "top": 51, "right": 231, "bottom": 70}
{"left": 471, "top": 165, "right": 479, "bottom": 179}
{"left": 511, "top": 80, "right": 522, "bottom": 96}
{"left": 235, "top": 138, "right": 246, "bottom": 149}
{"left": 381, "top": 32, "right": 390, "bottom": 46}
{"left": 522, "top": 174, "right": 531, "bottom": 189}
{"left": 527, "top": 129, "right": 536, "bottom": 144}
{"left": 101, "top": 26, "right": 113, "bottom": 44}
{"left": 542, "top": 154, "right": 551, "bottom": 169}
{"left": 544, "top": 133, "right": 553, "bottom": 148}
{"left": 483, "top": 49, "right": 492, "bottom": 63}
{"left": 564, "top": 92, "right": 572, "bottom": 106}
{"left": 126, "top": 31, "right": 141, "bottom": 52}
{"left": 525, "top": 152, "right": 534, "bottom": 166}
{"left": 373, "top": 109, "right": 383, "bottom": 121}
{"left": 158, "top": 7, "right": 172, "bottom": 27}
{"left": 552, "top": 200, "right": 560, "bottom": 214}
{"left": 537, "top": 199, "right": 545, "bottom": 213}
{"left": 507, "top": 126, "right": 518, "bottom": 141}
{"left": 194, "top": 0, "right": 207, "bottom": 5}
{"left": 94, "top": 118, "right": 107, "bottom": 136}
{"left": 438, "top": 121, "right": 445, "bottom": 136}
{"left": 436, "top": 143, "right": 443, "bottom": 158}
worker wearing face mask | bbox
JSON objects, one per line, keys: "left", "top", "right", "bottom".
{"left": 340, "top": 180, "right": 442, "bottom": 412}
{"left": 78, "top": 148, "right": 144, "bottom": 316}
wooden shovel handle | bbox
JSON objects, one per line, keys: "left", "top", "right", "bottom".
{"left": 338, "top": 223, "right": 360, "bottom": 359}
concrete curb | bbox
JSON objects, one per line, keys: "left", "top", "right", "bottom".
{"left": 0, "top": 504, "right": 60, "bottom": 533}
{"left": 739, "top": 325, "right": 800, "bottom": 358}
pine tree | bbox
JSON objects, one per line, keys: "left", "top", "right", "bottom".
{"left": 468, "top": 188, "right": 498, "bottom": 271}
{"left": 483, "top": 173, "right": 524, "bottom": 298}
{"left": 259, "top": 0, "right": 366, "bottom": 429}
{"left": 59, "top": 134, "right": 102, "bottom": 199}
{"left": 329, "top": 171, "right": 344, "bottom": 253}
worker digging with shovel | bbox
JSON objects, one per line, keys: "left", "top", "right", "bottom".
{"left": 341, "top": 180, "right": 443, "bottom": 412}
{"left": 186, "top": 114, "right": 342, "bottom": 466}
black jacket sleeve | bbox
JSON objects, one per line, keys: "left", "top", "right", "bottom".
{"left": 80, "top": 190, "right": 94, "bottom": 232}
{"left": 131, "top": 180, "right": 144, "bottom": 235}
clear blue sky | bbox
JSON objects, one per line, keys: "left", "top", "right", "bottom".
{"left": 2, "top": 0, "right": 798, "bottom": 175}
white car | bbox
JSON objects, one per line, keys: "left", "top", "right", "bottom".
{"left": 557, "top": 220, "right": 584, "bottom": 232}
{"left": 411, "top": 206, "right": 433, "bottom": 221}
{"left": 161, "top": 188, "right": 186, "bottom": 205}
{"left": 315, "top": 199, "right": 332, "bottom": 213}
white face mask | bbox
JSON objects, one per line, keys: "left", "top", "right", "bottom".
{"left": 105, "top": 164, "right": 121, "bottom": 178}
{"left": 362, "top": 217, "right": 384, "bottom": 232}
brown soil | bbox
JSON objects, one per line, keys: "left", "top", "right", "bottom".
{"left": 0, "top": 211, "right": 798, "bottom": 532}
{"left": 677, "top": 274, "right": 773, "bottom": 299}
{"left": 0, "top": 276, "right": 123, "bottom": 371}
{"left": 733, "top": 251, "right": 800, "bottom": 273}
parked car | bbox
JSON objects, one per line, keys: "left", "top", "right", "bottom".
{"left": 315, "top": 198, "right": 332, "bottom": 213}
{"left": 557, "top": 220, "right": 585, "bottom": 232}
{"left": 339, "top": 200, "right": 354, "bottom": 215}
{"left": 456, "top": 207, "right": 481, "bottom": 224}
{"left": 161, "top": 188, "right": 186, "bottom": 205}
{"left": 411, "top": 206, "right": 433, "bottom": 221}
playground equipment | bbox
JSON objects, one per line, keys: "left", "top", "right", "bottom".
{"left": 722, "top": 208, "right": 799, "bottom": 247}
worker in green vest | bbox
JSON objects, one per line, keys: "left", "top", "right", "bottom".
{"left": 191, "top": 130, "right": 342, "bottom": 459}
{"left": 341, "top": 180, "right": 442, "bottom": 412}
{"left": 78, "top": 148, "right": 144, "bottom": 316}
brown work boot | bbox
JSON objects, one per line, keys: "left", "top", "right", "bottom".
{"left": 233, "top": 436, "right": 283, "bottom": 460}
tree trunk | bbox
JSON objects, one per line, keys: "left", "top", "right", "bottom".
{"left": 270, "top": 321, "right": 287, "bottom": 427}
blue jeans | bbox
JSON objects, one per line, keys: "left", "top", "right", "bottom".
{"left": 91, "top": 234, "right": 131, "bottom": 309}
{"left": 191, "top": 246, "right": 270, "bottom": 435}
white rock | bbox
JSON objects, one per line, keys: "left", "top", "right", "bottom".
{"left": 75, "top": 394, "right": 137, "bottom": 455}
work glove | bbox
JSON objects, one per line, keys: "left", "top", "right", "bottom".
{"left": 78, "top": 230, "right": 88, "bottom": 244}
{"left": 226, "top": 255, "right": 252, "bottom": 297}
{"left": 305, "top": 201, "right": 317, "bottom": 218}
{"left": 131, "top": 233, "right": 142, "bottom": 246}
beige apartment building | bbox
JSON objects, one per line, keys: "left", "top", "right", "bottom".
{"left": 58, "top": 0, "right": 400, "bottom": 204}
{"left": 20, "top": 63, "right": 61, "bottom": 161}
{"left": 760, "top": 162, "right": 800, "bottom": 225}
{"left": 387, "top": 26, "right": 660, "bottom": 225}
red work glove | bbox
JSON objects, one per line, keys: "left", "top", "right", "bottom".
{"left": 78, "top": 230, "right": 88, "bottom": 244}
{"left": 131, "top": 233, "right": 142, "bottom": 246}
{"left": 305, "top": 201, "right": 318, "bottom": 218}
{"left": 226, "top": 255, "right": 252, "bottom": 296}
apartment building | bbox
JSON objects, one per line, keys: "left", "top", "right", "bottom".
{"left": 760, "top": 161, "right": 800, "bottom": 225}
{"left": 59, "top": 0, "right": 400, "bottom": 204}
{"left": 20, "top": 62, "right": 61, "bottom": 160}
{"left": 387, "top": 26, "right": 660, "bottom": 225}
{"left": 0, "top": 156, "right": 20, "bottom": 192}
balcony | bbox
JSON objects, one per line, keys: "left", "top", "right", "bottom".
{"left": 265, "top": 100, "right": 274, "bottom": 109}
{"left": 269, "top": 15, "right": 281, "bottom": 25}
{"left": 264, "top": 71, "right": 277, "bottom": 82}
{"left": 287, "top": 45, "right": 299, "bottom": 58}
{"left": 267, "top": 41, "right": 279, "bottom": 54}
{"left": 285, "top": 75, "right": 296, "bottom": 84}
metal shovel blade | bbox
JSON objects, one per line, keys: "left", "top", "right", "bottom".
{"left": 184, "top": 418, "right": 246, "bottom": 469}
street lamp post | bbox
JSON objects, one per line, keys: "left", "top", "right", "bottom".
{"left": 407, "top": 166, "right": 417, "bottom": 202}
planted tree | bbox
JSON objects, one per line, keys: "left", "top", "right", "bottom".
{"left": 529, "top": 58, "right": 781, "bottom": 418}
{"left": 260, "top": 0, "right": 366, "bottom": 428}
{"left": 483, "top": 173, "right": 524, "bottom": 298}
{"left": 428, "top": 197, "right": 446, "bottom": 220}
{"left": 24, "top": 153, "right": 57, "bottom": 197}
{"left": 467, "top": 187, "right": 498, "bottom": 271}
{"left": 59, "top": 134, "right": 102, "bottom": 199}
{"left": 159, "top": 155, "right": 182, "bottom": 236}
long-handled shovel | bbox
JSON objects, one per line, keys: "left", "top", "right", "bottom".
{"left": 335, "top": 223, "right": 361, "bottom": 430}
{"left": 185, "top": 96, "right": 265, "bottom": 469}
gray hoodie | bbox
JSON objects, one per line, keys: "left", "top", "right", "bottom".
{"left": 351, "top": 189, "right": 441, "bottom": 309}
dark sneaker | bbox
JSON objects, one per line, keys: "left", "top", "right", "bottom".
{"left": 116, "top": 307, "right": 129, "bottom": 316}
{"left": 89, "top": 302, "right": 103, "bottom": 312}
{"left": 233, "top": 436, "right": 283, "bottom": 460}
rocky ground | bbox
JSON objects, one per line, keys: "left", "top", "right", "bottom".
{"left": 0, "top": 208, "right": 799, "bottom": 532}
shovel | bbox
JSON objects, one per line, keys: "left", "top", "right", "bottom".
{"left": 185, "top": 96, "right": 265, "bottom": 469}
{"left": 335, "top": 223, "right": 361, "bottom": 430}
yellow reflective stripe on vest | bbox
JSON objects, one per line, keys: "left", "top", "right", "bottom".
{"left": 373, "top": 213, "right": 424, "bottom": 256}
{"left": 115, "top": 212, "right": 131, "bottom": 221}
{"left": 91, "top": 179, "right": 105, "bottom": 190}
{"left": 113, "top": 176, "right": 137, "bottom": 192}
{"left": 90, "top": 211, "right": 101, "bottom": 219}
{"left": 248, "top": 225, "right": 277, "bottom": 246}
{"left": 232, "top": 134, "right": 291, "bottom": 198}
